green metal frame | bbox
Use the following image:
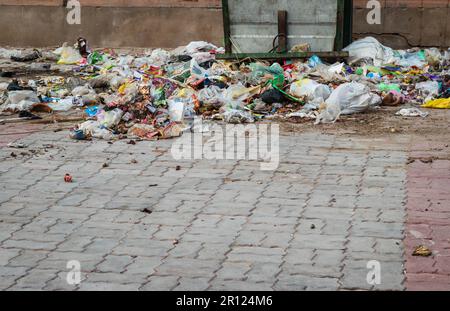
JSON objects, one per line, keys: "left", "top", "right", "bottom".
{"left": 216, "top": 51, "right": 348, "bottom": 61}
{"left": 221, "top": 0, "right": 353, "bottom": 60}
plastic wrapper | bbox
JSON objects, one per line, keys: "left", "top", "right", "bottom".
{"left": 127, "top": 124, "right": 157, "bottom": 139}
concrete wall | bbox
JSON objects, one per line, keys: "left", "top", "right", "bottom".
{"left": 353, "top": 0, "right": 450, "bottom": 49}
{"left": 0, "top": 0, "right": 224, "bottom": 48}
{"left": 0, "top": 0, "right": 449, "bottom": 49}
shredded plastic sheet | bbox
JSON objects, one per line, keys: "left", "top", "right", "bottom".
{"left": 396, "top": 108, "right": 429, "bottom": 117}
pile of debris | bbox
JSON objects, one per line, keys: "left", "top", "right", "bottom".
{"left": 0, "top": 37, "right": 449, "bottom": 140}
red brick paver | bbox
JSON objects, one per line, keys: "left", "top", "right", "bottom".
{"left": 405, "top": 140, "right": 450, "bottom": 291}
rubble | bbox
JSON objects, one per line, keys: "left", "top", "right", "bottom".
{"left": 0, "top": 37, "right": 448, "bottom": 140}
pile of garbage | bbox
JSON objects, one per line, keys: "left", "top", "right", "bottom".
{"left": 0, "top": 37, "right": 449, "bottom": 140}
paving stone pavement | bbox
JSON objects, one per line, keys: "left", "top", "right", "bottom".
{"left": 0, "top": 126, "right": 437, "bottom": 291}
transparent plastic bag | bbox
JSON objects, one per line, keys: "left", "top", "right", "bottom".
{"left": 55, "top": 44, "right": 83, "bottom": 65}
{"left": 97, "top": 108, "right": 123, "bottom": 128}
{"left": 223, "top": 109, "right": 255, "bottom": 124}
{"left": 197, "top": 86, "right": 224, "bottom": 107}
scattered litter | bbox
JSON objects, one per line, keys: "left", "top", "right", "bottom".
{"left": 0, "top": 36, "right": 448, "bottom": 141}
{"left": 396, "top": 108, "right": 429, "bottom": 118}
{"left": 7, "top": 143, "right": 27, "bottom": 149}
{"left": 413, "top": 245, "right": 432, "bottom": 257}
{"left": 64, "top": 174, "right": 73, "bottom": 183}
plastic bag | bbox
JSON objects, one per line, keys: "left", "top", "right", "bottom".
{"left": 416, "top": 81, "right": 440, "bottom": 102}
{"left": 71, "top": 85, "right": 98, "bottom": 105}
{"left": 315, "top": 102, "right": 341, "bottom": 125}
{"left": 197, "top": 86, "right": 224, "bottom": 107}
{"left": 96, "top": 108, "right": 123, "bottom": 128}
{"left": 223, "top": 84, "right": 260, "bottom": 104}
{"left": 325, "top": 82, "right": 381, "bottom": 115}
{"left": 396, "top": 108, "right": 429, "bottom": 117}
{"left": 168, "top": 100, "right": 185, "bottom": 122}
{"left": 148, "top": 49, "right": 171, "bottom": 66}
{"left": 223, "top": 109, "right": 255, "bottom": 124}
{"left": 290, "top": 79, "right": 331, "bottom": 104}
{"left": 0, "top": 48, "right": 21, "bottom": 59}
{"left": 55, "top": 44, "right": 83, "bottom": 65}
{"left": 250, "top": 63, "right": 284, "bottom": 79}
{"left": 2, "top": 91, "right": 40, "bottom": 112}
{"left": 308, "top": 55, "right": 323, "bottom": 68}
{"left": 78, "top": 120, "right": 114, "bottom": 140}
{"left": 422, "top": 98, "right": 450, "bottom": 109}
{"left": 184, "top": 41, "right": 221, "bottom": 55}
{"left": 425, "top": 48, "right": 444, "bottom": 65}
{"left": 190, "top": 59, "right": 210, "bottom": 79}
{"left": 395, "top": 50, "right": 427, "bottom": 68}
{"left": 379, "top": 83, "right": 401, "bottom": 92}
{"left": 343, "top": 37, "right": 395, "bottom": 66}
{"left": 312, "top": 63, "right": 345, "bottom": 81}
{"left": 47, "top": 97, "right": 78, "bottom": 111}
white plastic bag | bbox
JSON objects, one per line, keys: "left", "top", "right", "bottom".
{"left": 184, "top": 41, "right": 221, "bottom": 55}
{"left": 168, "top": 100, "right": 185, "bottom": 122}
{"left": 396, "top": 108, "right": 429, "bottom": 118}
{"left": 2, "top": 91, "right": 40, "bottom": 112}
{"left": 290, "top": 79, "right": 331, "bottom": 105}
{"left": 47, "top": 97, "right": 76, "bottom": 111}
{"left": 315, "top": 102, "right": 341, "bottom": 125}
{"left": 325, "top": 82, "right": 381, "bottom": 115}
{"left": 343, "top": 37, "right": 395, "bottom": 66}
